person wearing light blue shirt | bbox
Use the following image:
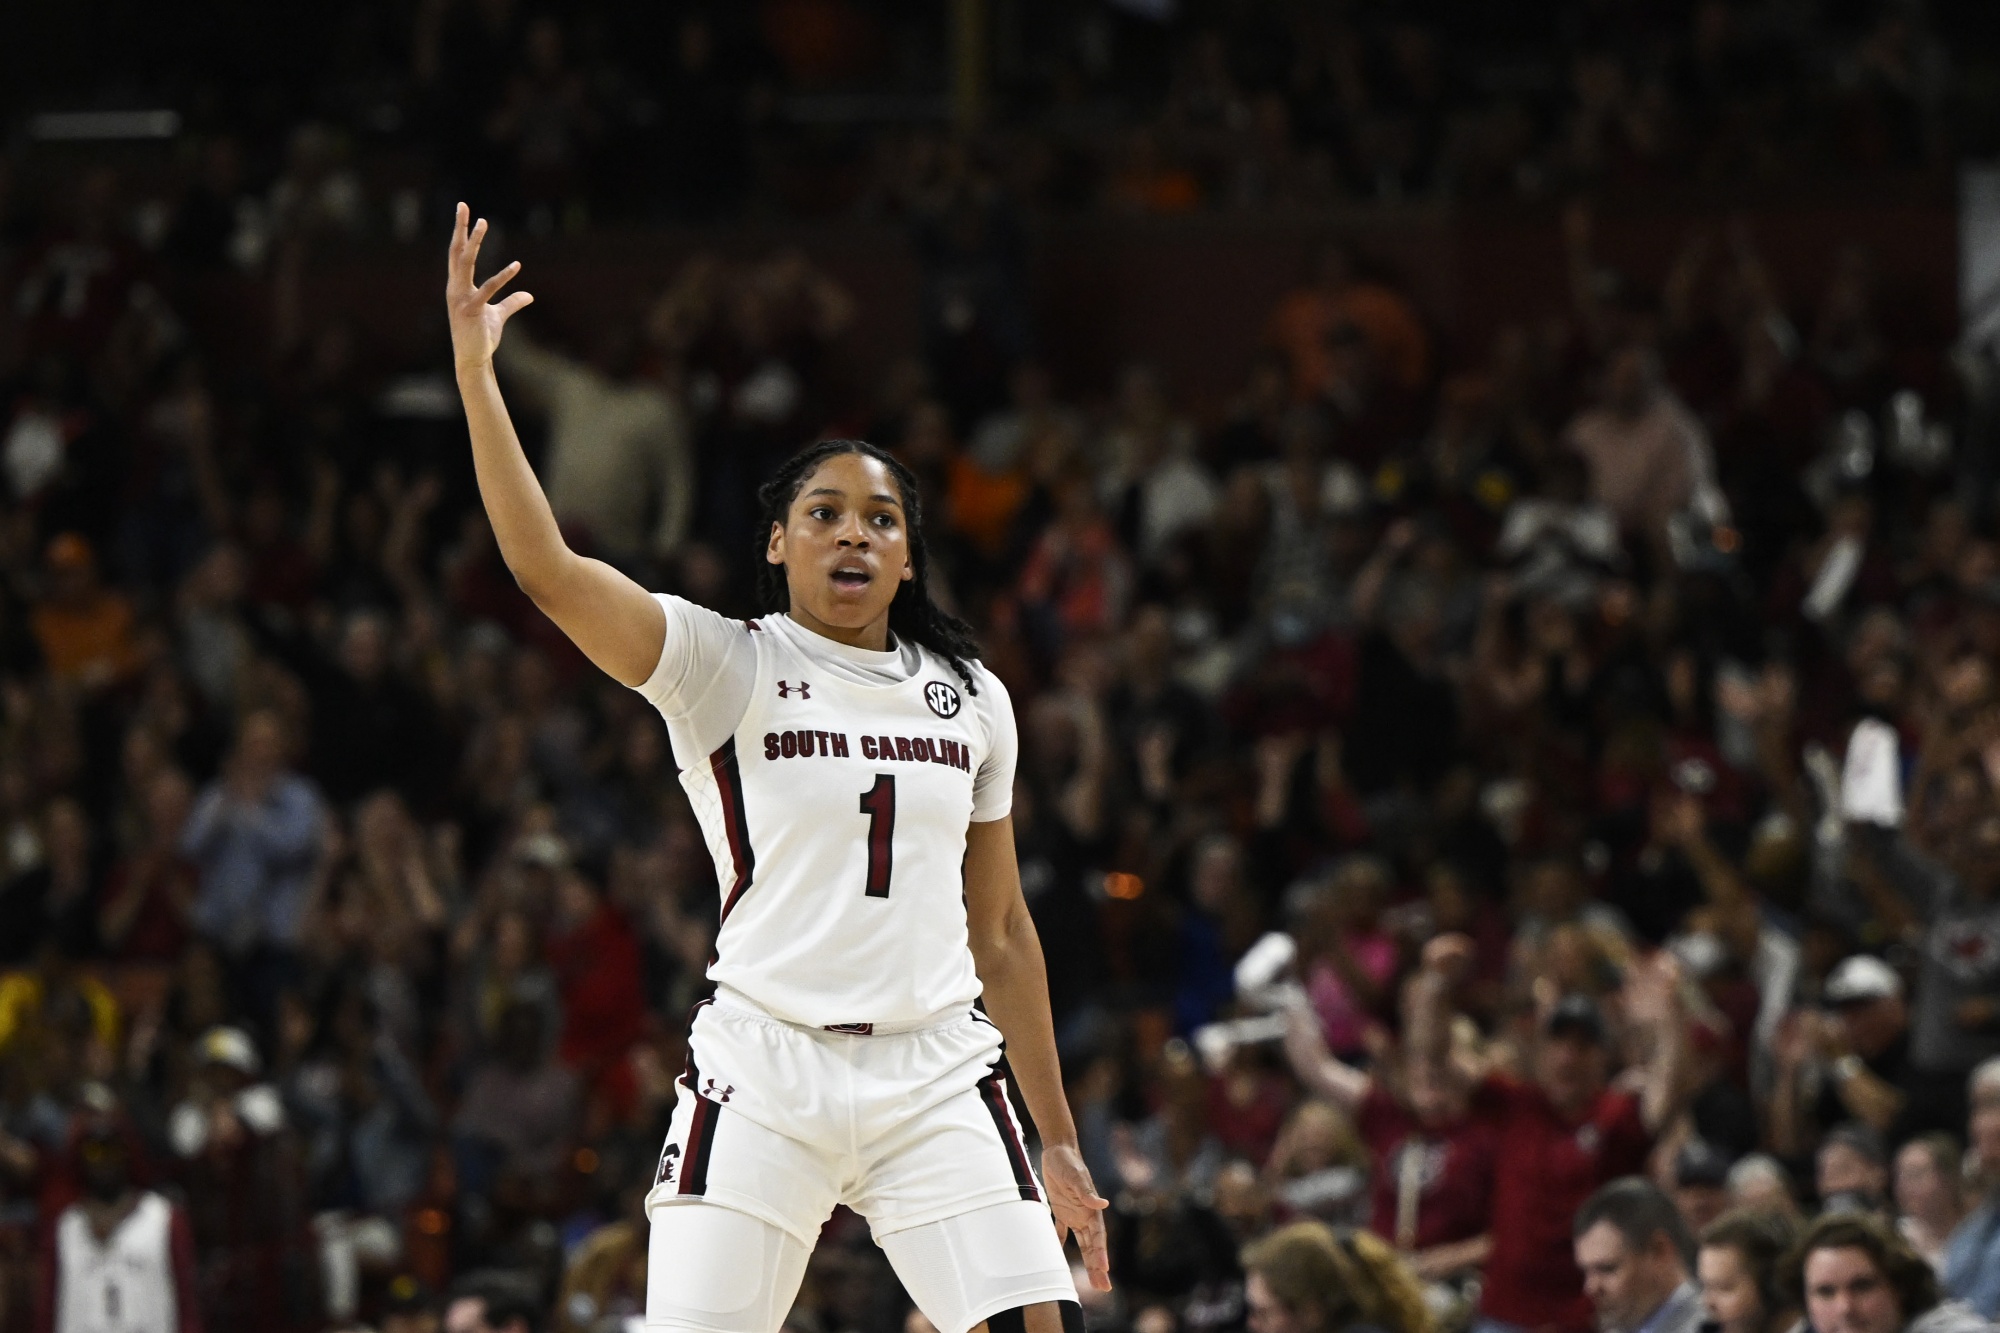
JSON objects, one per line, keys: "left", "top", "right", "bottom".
{"left": 180, "top": 708, "right": 324, "bottom": 1026}
{"left": 1574, "top": 1178, "right": 1706, "bottom": 1333}
{"left": 1945, "top": 1060, "right": 2000, "bottom": 1317}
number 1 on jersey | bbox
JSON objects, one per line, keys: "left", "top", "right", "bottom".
{"left": 859, "top": 774, "right": 895, "bottom": 897}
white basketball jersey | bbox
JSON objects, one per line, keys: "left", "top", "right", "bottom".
{"left": 674, "top": 614, "right": 997, "bottom": 1027}
{"left": 54, "top": 1192, "right": 179, "bottom": 1333}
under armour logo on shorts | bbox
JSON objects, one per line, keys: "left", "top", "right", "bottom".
{"left": 777, "top": 680, "right": 811, "bottom": 699}
{"left": 702, "top": 1077, "right": 734, "bottom": 1103}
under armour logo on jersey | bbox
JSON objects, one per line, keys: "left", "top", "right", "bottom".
{"left": 701, "top": 1077, "right": 734, "bottom": 1103}
{"left": 777, "top": 679, "right": 811, "bottom": 700}
{"left": 924, "top": 680, "right": 962, "bottom": 719}
{"left": 655, "top": 1143, "right": 681, "bottom": 1184}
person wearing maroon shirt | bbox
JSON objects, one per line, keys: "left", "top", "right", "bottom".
{"left": 1469, "top": 968, "right": 1690, "bottom": 1333}
{"left": 1283, "top": 935, "right": 1498, "bottom": 1282}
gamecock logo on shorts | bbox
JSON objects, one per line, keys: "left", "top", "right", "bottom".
{"left": 924, "top": 680, "right": 961, "bottom": 719}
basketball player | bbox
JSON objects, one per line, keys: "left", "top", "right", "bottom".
{"left": 445, "top": 207, "right": 1109, "bottom": 1331}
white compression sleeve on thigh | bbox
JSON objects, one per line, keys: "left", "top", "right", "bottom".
{"left": 645, "top": 1202, "right": 813, "bottom": 1333}
{"left": 876, "top": 1200, "right": 1078, "bottom": 1333}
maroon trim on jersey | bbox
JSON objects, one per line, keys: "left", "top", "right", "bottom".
{"left": 709, "top": 739, "right": 755, "bottom": 925}
{"left": 978, "top": 1068, "right": 1042, "bottom": 1202}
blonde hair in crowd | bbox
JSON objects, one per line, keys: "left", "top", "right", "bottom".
{"left": 1242, "top": 1221, "right": 1435, "bottom": 1333}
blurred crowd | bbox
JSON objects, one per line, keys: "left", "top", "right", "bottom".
{"left": 6, "top": 16, "right": 2000, "bottom": 1332}
{"left": 3, "top": 0, "right": 1980, "bottom": 248}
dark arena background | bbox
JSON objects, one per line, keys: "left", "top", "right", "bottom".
{"left": 6, "top": 1, "right": 2000, "bottom": 1330}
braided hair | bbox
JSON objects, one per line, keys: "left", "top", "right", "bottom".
{"left": 754, "top": 438, "right": 982, "bottom": 696}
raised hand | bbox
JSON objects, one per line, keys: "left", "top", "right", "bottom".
{"left": 1421, "top": 932, "right": 1476, "bottom": 980}
{"left": 445, "top": 202, "right": 534, "bottom": 373}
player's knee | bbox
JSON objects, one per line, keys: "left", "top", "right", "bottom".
{"left": 980, "top": 1302, "right": 1085, "bottom": 1333}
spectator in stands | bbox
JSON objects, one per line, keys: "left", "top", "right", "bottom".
{"left": 38, "top": 1111, "right": 202, "bottom": 1333}
{"left": 1786, "top": 1213, "right": 1993, "bottom": 1333}
{"left": 486, "top": 17, "right": 597, "bottom": 232}
{"left": 553, "top": 1182, "right": 646, "bottom": 1333}
{"left": 1895, "top": 1135, "right": 1965, "bottom": 1272}
{"left": 1945, "top": 1060, "right": 2000, "bottom": 1315}
{"left": 1771, "top": 957, "right": 1920, "bottom": 1159}
{"left": 1296, "top": 856, "right": 1399, "bottom": 1060}
{"left": 1283, "top": 935, "right": 1495, "bottom": 1279}
{"left": 168, "top": 1025, "right": 320, "bottom": 1331}
{"left": 1820, "top": 1124, "right": 1893, "bottom": 1217}
{"left": 452, "top": 1000, "right": 580, "bottom": 1194}
{"left": 1572, "top": 1178, "right": 1703, "bottom": 1333}
{"left": 495, "top": 322, "right": 691, "bottom": 570}
{"left": 98, "top": 768, "right": 199, "bottom": 964}
{"left": 1242, "top": 1221, "right": 1434, "bottom": 1333}
{"left": 1728, "top": 1155, "right": 1805, "bottom": 1222}
{"left": 1097, "top": 363, "right": 1216, "bottom": 562}
{"left": 285, "top": 607, "right": 450, "bottom": 807}
{"left": 1563, "top": 345, "right": 1725, "bottom": 552}
{"left": 30, "top": 533, "right": 139, "bottom": 692}
{"left": 181, "top": 709, "right": 326, "bottom": 1032}
{"left": 1469, "top": 960, "right": 1690, "bottom": 1333}
{"left": 1698, "top": 1209, "right": 1801, "bottom": 1333}
{"left": 1265, "top": 243, "right": 1431, "bottom": 400}
{"left": 1674, "top": 1140, "right": 1736, "bottom": 1235}
{"left": 1847, "top": 780, "right": 2000, "bottom": 1143}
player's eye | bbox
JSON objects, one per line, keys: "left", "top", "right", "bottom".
{"left": 872, "top": 513, "right": 897, "bottom": 528}
{"left": 809, "top": 506, "right": 835, "bottom": 522}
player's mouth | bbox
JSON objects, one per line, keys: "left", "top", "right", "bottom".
{"left": 830, "top": 563, "right": 872, "bottom": 589}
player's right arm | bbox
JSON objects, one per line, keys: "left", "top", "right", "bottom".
{"left": 445, "top": 203, "right": 664, "bottom": 687}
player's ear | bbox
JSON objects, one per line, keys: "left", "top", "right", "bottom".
{"left": 900, "top": 556, "right": 913, "bottom": 583}
{"left": 766, "top": 521, "right": 785, "bottom": 566}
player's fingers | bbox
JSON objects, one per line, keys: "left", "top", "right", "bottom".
{"left": 495, "top": 291, "right": 535, "bottom": 323}
{"left": 447, "top": 203, "right": 468, "bottom": 285}
{"left": 1081, "top": 1214, "right": 1112, "bottom": 1290}
{"left": 477, "top": 259, "right": 521, "bottom": 300}
{"left": 467, "top": 216, "right": 487, "bottom": 270}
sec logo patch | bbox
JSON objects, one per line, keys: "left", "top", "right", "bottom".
{"left": 924, "top": 680, "right": 962, "bottom": 719}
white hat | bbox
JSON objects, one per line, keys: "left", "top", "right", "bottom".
{"left": 196, "top": 1025, "right": 261, "bottom": 1075}
{"left": 1824, "top": 955, "right": 1903, "bottom": 1005}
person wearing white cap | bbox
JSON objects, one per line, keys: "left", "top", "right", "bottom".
{"left": 1769, "top": 956, "right": 1914, "bottom": 1160}
{"left": 1844, "top": 720, "right": 2000, "bottom": 1143}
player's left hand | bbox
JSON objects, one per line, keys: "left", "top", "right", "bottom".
{"left": 1042, "top": 1141, "right": 1111, "bottom": 1291}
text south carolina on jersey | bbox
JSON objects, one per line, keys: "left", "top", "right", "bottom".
{"left": 761, "top": 728, "right": 974, "bottom": 772}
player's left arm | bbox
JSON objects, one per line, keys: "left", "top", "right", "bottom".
{"left": 963, "top": 814, "right": 1111, "bottom": 1292}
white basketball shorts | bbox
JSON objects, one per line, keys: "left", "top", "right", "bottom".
{"left": 645, "top": 994, "right": 1059, "bottom": 1246}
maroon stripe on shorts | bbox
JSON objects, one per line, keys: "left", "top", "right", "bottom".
{"left": 709, "top": 738, "right": 755, "bottom": 925}
{"left": 678, "top": 1093, "right": 720, "bottom": 1196}
{"left": 978, "top": 1071, "right": 1041, "bottom": 1203}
